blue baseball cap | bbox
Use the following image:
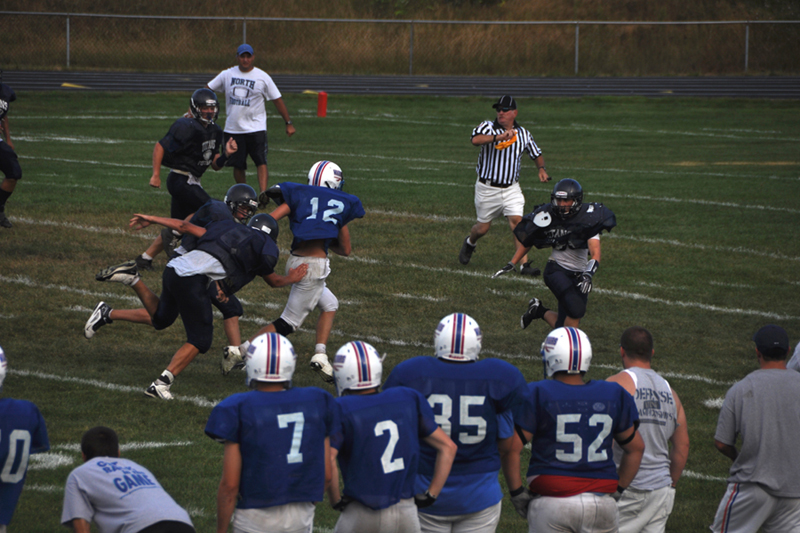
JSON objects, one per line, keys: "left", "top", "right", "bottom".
{"left": 237, "top": 44, "right": 254, "bottom": 56}
{"left": 753, "top": 324, "right": 789, "bottom": 356}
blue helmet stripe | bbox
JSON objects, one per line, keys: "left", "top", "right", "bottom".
{"left": 566, "top": 327, "right": 581, "bottom": 372}
{"left": 452, "top": 313, "right": 466, "bottom": 354}
{"left": 352, "top": 341, "right": 370, "bottom": 384}
{"left": 313, "top": 161, "right": 330, "bottom": 187}
{"left": 267, "top": 333, "right": 279, "bottom": 376}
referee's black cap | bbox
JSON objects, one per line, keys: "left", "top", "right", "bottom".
{"left": 492, "top": 95, "right": 517, "bottom": 110}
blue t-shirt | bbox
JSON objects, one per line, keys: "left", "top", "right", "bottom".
{"left": 279, "top": 182, "right": 365, "bottom": 252}
{"left": 514, "top": 379, "right": 639, "bottom": 481}
{"left": 384, "top": 357, "right": 526, "bottom": 515}
{"left": 205, "top": 387, "right": 338, "bottom": 509}
{"left": 0, "top": 397, "right": 50, "bottom": 525}
{"left": 331, "top": 387, "right": 439, "bottom": 510}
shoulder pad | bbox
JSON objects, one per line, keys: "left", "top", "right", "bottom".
{"left": 573, "top": 203, "right": 616, "bottom": 237}
{"left": 514, "top": 204, "right": 558, "bottom": 249}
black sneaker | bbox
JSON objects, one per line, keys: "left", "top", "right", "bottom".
{"left": 0, "top": 213, "right": 11, "bottom": 228}
{"left": 520, "top": 262, "right": 541, "bottom": 277}
{"left": 84, "top": 301, "right": 112, "bottom": 339}
{"left": 459, "top": 237, "right": 476, "bottom": 265}
{"left": 134, "top": 254, "right": 154, "bottom": 271}
{"left": 521, "top": 298, "right": 543, "bottom": 330}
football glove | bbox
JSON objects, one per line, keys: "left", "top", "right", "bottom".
{"left": 612, "top": 485, "right": 626, "bottom": 502}
{"left": 577, "top": 259, "right": 599, "bottom": 294}
{"left": 492, "top": 262, "right": 516, "bottom": 279}
{"left": 414, "top": 491, "right": 437, "bottom": 508}
{"left": 257, "top": 190, "right": 270, "bottom": 209}
{"left": 509, "top": 486, "right": 535, "bottom": 519}
{"left": 332, "top": 496, "right": 353, "bottom": 512}
{"left": 258, "top": 184, "right": 285, "bottom": 208}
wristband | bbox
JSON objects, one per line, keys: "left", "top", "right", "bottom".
{"left": 216, "top": 152, "right": 229, "bottom": 167}
{"left": 509, "top": 486, "right": 526, "bottom": 497}
{"left": 538, "top": 166, "right": 547, "bottom": 170}
{"left": 616, "top": 485, "right": 626, "bottom": 494}
{"left": 285, "top": 120, "right": 293, "bottom": 125}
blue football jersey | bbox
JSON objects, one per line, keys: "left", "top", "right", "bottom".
{"left": 331, "top": 387, "right": 439, "bottom": 510}
{"left": 205, "top": 387, "right": 338, "bottom": 509}
{"left": 0, "top": 398, "right": 50, "bottom": 525}
{"left": 158, "top": 117, "right": 223, "bottom": 178}
{"left": 384, "top": 357, "right": 526, "bottom": 476}
{"left": 278, "top": 182, "right": 365, "bottom": 252}
{"left": 514, "top": 379, "right": 639, "bottom": 481}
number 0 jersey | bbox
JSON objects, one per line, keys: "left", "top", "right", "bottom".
{"left": 0, "top": 397, "right": 50, "bottom": 525}
{"left": 205, "top": 387, "right": 338, "bottom": 509}
{"left": 278, "top": 182, "right": 365, "bottom": 253}
{"left": 331, "top": 387, "right": 439, "bottom": 510}
{"left": 514, "top": 380, "right": 638, "bottom": 483}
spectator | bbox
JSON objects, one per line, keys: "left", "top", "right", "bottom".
{"left": 0, "top": 346, "right": 50, "bottom": 531}
{"left": 711, "top": 324, "right": 800, "bottom": 532}
{"left": 207, "top": 43, "right": 295, "bottom": 206}
{"left": 606, "top": 327, "right": 689, "bottom": 533}
{"left": 61, "top": 426, "right": 194, "bottom": 533}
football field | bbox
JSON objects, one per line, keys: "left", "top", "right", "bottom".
{"left": 3, "top": 90, "right": 799, "bottom": 531}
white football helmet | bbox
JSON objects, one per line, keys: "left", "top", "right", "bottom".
{"left": 541, "top": 327, "right": 592, "bottom": 377}
{"left": 333, "top": 341, "right": 382, "bottom": 396}
{"left": 434, "top": 313, "right": 482, "bottom": 362}
{"left": 307, "top": 160, "right": 344, "bottom": 190}
{"left": 0, "top": 346, "right": 6, "bottom": 389}
{"left": 245, "top": 333, "right": 297, "bottom": 387}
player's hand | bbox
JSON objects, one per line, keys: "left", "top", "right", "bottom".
{"left": 149, "top": 174, "right": 161, "bottom": 188}
{"left": 414, "top": 491, "right": 437, "bottom": 508}
{"left": 509, "top": 486, "right": 535, "bottom": 519}
{"left": 577, "top": 273, "right": 593, "bottom": 294}
{"left": 332, "top": 496, "right": 352, "bottom": 512}
{"left": 287, "top": 263, "right": 309, "bottom": 283}
{"left": 214, "top": 281, "right": 229, "bottom": 304}
{"left": 129, "top": 214, "right": 153, "bottom": 231}
{"left": 260, "top": 184, "right": 284, "bottom": 208}
{"left": 492, "top": 262, "right": 516, "bottom": 279}
{"left": 225, "top": 137, "right": 238, "bottom": 156}
{"left": 612, "top": 485, "right": 626, "bottom": 502}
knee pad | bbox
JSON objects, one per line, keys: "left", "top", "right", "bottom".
{"left": 272, "top": 318, "right": 296, "bottom": 336}
{"left": 317, "top": 288, "right": 339, "bottom": 313}
{"left": 560, "top": 291, "right": 587, "bottom": 320}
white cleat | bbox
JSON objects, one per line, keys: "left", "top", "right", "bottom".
{"left": 310, "top": 353, "right": 335, "bottom": 383}
{"left": 84, "top": 301, "right": 112, "bottom": 339}
{"left": 144, "top": 380, "right": 174, "bottom": 400}
{"left": 221, "top": 345, "right": 245, "bottom": 376}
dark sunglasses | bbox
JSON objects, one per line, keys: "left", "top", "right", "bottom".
{"left": 497, "top": 107, "right": 514, "bottom": 112}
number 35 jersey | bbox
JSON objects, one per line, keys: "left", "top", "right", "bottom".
{"left": 279, "top": 182, "right": 365, "bottom": 252}
{"left": 514, "top": 379, "right": 639, "bottom": 481}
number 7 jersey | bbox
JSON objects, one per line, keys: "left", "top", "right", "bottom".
{"left": 279, "top": 182, "right": 365, "bottom": 252}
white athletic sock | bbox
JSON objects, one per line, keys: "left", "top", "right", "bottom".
{"left": 141, "top": 252, "right": 153, "bottom": 261}
{"left": 315, "top": 344, "right": 326, "bottom": 355}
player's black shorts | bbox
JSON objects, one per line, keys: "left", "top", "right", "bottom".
{"left": 166, "top": 171, "right": 211, "bottom": 220}
{"left": 223, "top": 131, "right": 268, "bottom": 170}
{"left": 0, "top": 141, "right": 22, "bottom": 181}
{"left": 544, "top": 260, "right": 588, "bottom": 325}
{"left": 153, "top": 267, "right": 214, "bottom": 353}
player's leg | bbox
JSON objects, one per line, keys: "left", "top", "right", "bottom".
{"left": 711, "top": 483, "right": 774, "bottom": 533}
{"left": 250, "top": 131, "right": 269, "bottom": 193}
{"left": 630, "top": 486, "right": 675, "bottom": 533}
{"left": 226, "top": 132, "right": 248, "bottom": 185}
{"left": 0, "top": 141, "right": 21, "bottom": 228}
{"left": 311, "top": 287, "right": 339, "bottom": 372}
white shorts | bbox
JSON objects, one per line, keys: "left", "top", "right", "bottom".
{"left": 233, "top": 502, "right": 315, "bottom": 533}
{"left": 474, "top": 181, "right": 525, "bottom": 224}
{"left": 527, "top": 493, "right": 618, "bottom": 533}
{"left": 617, "top": 485, "right": 675, "bottom": 533}
{"left": 280, "top": 255, "right": 336, "bottom": 329}
{"left": 711, "top": 482, "right": 800, "bottom": 533}
{"left": 419, "top": 501, "right": 502, "bottom": 533}
{"left": 334, "top": 498, "right": 421, "bottom": 533}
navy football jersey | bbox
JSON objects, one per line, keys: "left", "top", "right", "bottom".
{"left": 384, "top": 357, "right": 526, "bottom": 476}
{"left": 514, "top": 202, "right": 616, "bottom": 251}
{"left": 331, "top": 387, "right": 439, "bottom": 510}
{"left": 181, "top": 199, "right": 233, "bottom": 252}
{"left": 158, "top": 117, "right": 223, "bottom": 178}
{"left": 514, "top": 379, "right": 638, "bottom": 481}
{"left": 205, "top": 387, "right": 338, "bottom": 509}
{"left": 0, "top": 397, "right": 50, "bottom": 525}
{"left": 196, "top": 219, "right": 279, "bottom": 290}
{"left": 0, "top": 84, "right": 15, "bottom": 124}
{"left": 279, "top": 182, "right": 365, "bottom": 252}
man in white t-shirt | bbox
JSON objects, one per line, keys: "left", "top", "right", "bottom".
{"left": 207, "top": 44, "right": 295, "bottom": 205}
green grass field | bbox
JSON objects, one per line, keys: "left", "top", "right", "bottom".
{"left": 2, "top": 90, "right": 799, "bottom": 532}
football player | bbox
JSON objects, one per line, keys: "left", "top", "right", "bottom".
{"left": 504, "top": 178, "right": 616, "bottom": 330}
{"left": 0, "top": 77, "right": 21, "bottom": 228}
{"left": 383, "top": 313, "right": 527, "bottom": 533}
{"left": 88, "top": 213, "right": 307, "bottom": 400}
{"left": 508, "top": 327, "right": 644, "bottom": 531}
{"left": 223, "top": 160, "right": 365, "bottom": 383}
{"left": 134, "top": 88, "right": 238, "bottom": 271}
{"left": 328, "top": 341, "right": 458, "bottom": 533}
{"left": 0, "top": 346, "right": 51, "bottom": 530}
{"left": 205, "top": 333, "right": 337, "bottom": 533}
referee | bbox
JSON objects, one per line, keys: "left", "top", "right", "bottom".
{"left": 459, "top": 95, "right": 550, "bottom": 276}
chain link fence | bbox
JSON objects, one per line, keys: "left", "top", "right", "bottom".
{"left": 1, "top": 12, "right": 798, "bottom": 76}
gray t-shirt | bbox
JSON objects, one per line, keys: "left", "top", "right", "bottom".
{"left": 715, "top": 368, "right": 800, "bottom": 497}
{"left": 787, "top": 343, "right": 800, "bottom": 372}
{"left": 61, "top": 457, "right": 193, "bottom": 533}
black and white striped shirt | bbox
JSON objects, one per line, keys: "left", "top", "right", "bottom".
{"left": 472, "top": 120, "right": 542, "bottom": 187}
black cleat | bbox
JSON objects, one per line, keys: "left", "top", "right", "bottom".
{"left": 458, "top": 237, "right": 476, "bottom": 265}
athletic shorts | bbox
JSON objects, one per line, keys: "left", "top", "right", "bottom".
{"left": 474, "top": 180, "right": 524, "bottom": 223}
{"left": 711, "top": 482, "right": 800, "bottom": 533}
{"left": 166, "top": 171, "right": 211, "bottom": 220}
{"left": 224, "top": 131, "right": 268, "bottom": 170}
{"left": 528, "top": 492, "right": 618, "bottom": 533}
{"left": 233, "top": 503, "right": 314, "bottom": 533}
{"left": 0, "top": 141, "right": 22, "bottom": 181}
{"left": 279, "top": 255, "right": 334, "bottom": 329}
{"left": 334, "top": 498, "right": 421, "bottom": 533}
{"left": 418, "top": 501, "right": 502, "bottom": 533}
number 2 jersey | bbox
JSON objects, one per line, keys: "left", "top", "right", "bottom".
{"left": 278, "top": 182, "right": 365, "bottom": 253}
{"left": 0, "top": 397, "right": 50, "bottom": 525}
{"left": 331, "top": 387, "right": 440, "bottom": 510}
{"left": 514, "top": 379, "right": 639, "bottom": 496}
{"left": 204, "top": 387, "right": 338, "bottom": 509}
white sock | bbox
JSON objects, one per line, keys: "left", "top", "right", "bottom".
{"left": 159, "top": 370, "right": 175, "bottom": 385}
{"left": 315, "top": 344, "right": 326, "bottom": 355}
{"left": 466, "top": 237, "right": 476, "bottom": 246}
{"left": 141, "top": 252, "right": 153, "bottom": 261}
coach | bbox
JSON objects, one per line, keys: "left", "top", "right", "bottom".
{"left": 207, "top": 44, "right": 295, "bottom": 205}
{"left": 459, "top": 95, "right": 549, "bottom": 275}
